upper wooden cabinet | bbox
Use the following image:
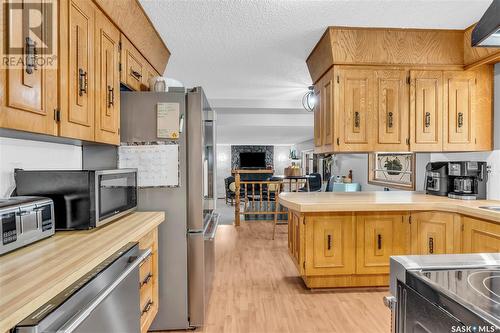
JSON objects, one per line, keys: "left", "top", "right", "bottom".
{"left": 59, "top": 0, "right": 96, "bottom": 141}
{"left": 94, "top": 9, "right": 120, "bottom": 145}
{"left": 336, "top": 67, "right": 373, "bottom": 151}
{"left": 308, "top": 26, "right": 495, "bottom": 153}
{"left": 313, "top": 84, "right": 322, "bottom": 149}
{"left": 120, "top": 34, "right": 145, "bottom": 91}
{"left": 374, "top": 69, "right": 409, "bottom": 151}
{"left": 120, "top": 34, "right": 158, "bottom": 91}
{"left": 0, "top": 0, "right": 169, "bottom": 144}
{"left": 0, "top": 0, "right": 58, "bottom": 136}
{"left": 443, "top": 70, "right": 475, "bottom": 151}
{"left": 409, "top": 70, "right": 443, "bottom": 152}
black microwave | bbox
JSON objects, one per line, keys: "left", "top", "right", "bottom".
{"left": 14, "top": 169, "right": 137, "bottom": 230}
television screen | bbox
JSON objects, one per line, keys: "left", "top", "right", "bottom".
{"left": 239, "top": 152, "right": 266, "bottom": 169}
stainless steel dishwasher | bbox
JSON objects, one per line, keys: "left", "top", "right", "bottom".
{"left": 15, "top": 242, "right": 151, "bottom": 333}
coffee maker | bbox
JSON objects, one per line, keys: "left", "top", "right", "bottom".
{"left": 447, "top": 161, "right": 487, "bottom": 200}
{"left": 425, "top": 162, "right": 449, "bottom": 196}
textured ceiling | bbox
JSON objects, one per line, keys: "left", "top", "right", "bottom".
{"left": 140, "top": 0, "right": 492, "bottom": 144}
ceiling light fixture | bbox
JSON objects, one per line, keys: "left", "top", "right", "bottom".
{"left": 302, "top": 85, "right": 316, "bottom": 112}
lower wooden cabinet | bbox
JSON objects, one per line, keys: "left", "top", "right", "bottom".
{"left": 289, "top": 210, "right": 478, "bottom": 288}
{"left": 462, "top": 217, "right": 500, "bottom": 253}
{"left": 304, "top": 213, "right": 355, "bottom": 276}
{"left": 137, "top": 228, "right": 159, "bottom": 333}
{"left": 356, "top": 212, "right": 411, "bottom": 274}
{"left": 287, "top": 210, "right": 304, "bottom": 275}
{"left": 410, "top": 212, "right": 460, "bottom": 255}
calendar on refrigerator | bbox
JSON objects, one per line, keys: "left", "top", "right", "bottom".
{"left": 118, "top": 144, "right": 179, "bottom": 187}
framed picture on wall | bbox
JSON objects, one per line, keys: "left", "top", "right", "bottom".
{"left": 368, "top": 152, "right": 415, "bottom": 190}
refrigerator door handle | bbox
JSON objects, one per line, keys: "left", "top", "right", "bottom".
{"left": 205, "top": 213, "right": 220, "bottom": 241}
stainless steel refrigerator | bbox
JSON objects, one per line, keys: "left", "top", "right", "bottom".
{"left": 120, "top": 87, "right": 218, "bottom": 330}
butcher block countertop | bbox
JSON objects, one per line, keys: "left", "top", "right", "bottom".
{"left": 0, "top": 211, "right": 165, "bottom": 333}
{"left": 279, "top": 191, "right": 500, "bottom": 222}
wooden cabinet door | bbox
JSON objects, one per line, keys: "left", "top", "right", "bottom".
{"left": 320, "top": 68, "right": 334, "bottom": 151}
{"left": 305, "top": 213, "right": 355, "bottom": 276}
{"left": 409, "top": 70, "right": 443, "bottom": 151}
{"left": 356, "top": 212, "right": 410, "bottom": 275}
{"left": 374, "top": 69, "right": 409, "bottom": 151}
{"left": 313, "top": 83, "right": 322, "bottom": 150}
{"left": 59, "top": 0, "right": 95, "bottom": 141}
{"left": 443, "top": 71, "right": 475, "bottom": 151}
{"left": 462, "top": 217, "right": 500, "bottom": 253}
{"left": 1, "top": 0, "right": 57, "bottom": 136}
{"left": 142, "top": 63, "right": 158, "bottom": 91}
{"left": 120, "top": 34, "right": 144, "bottom": 91}
{"left": 288, "top": 211, "right": 304, "bottom": 274}
{"left": 410, "top": 212, "right": 458, "bottom": 254}
{"left": 94, "top": 11, "right": 120, "bottom": 145}
{"left": 337, "top": 67, "right": 373, "bottom": 151}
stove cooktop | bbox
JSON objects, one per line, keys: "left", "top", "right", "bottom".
{"left": 411, "top": 268, "right": 500, "bottom": 328}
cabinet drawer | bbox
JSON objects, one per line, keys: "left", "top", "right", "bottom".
{"left": 139, "top": 254, "right": 153, "bottom": 286}
{"left": 138, "top": 229, "right": 156, "bottom": 251}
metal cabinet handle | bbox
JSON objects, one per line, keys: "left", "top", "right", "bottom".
{"left": 377, "top": 234, "right": 382, "bottom": 250}
{"left": 78, "top": 69, "right": 88, "bottom": 96}
{"left": 425, "top": 112, "right": 431, "bottom": 128}
{"left": 25, "top": 37, "right": 37, "bottom": 74}
{"left": 56, "top": 248, "right": 152, "bottom": 333}
{"left": 457, "top": 112, "right": 464, "bottom": 128}
{"left": 387, "top": 112, "right": 393, "bottom": 128}
{"left": 141, "top": 300, "right": 153, "bottom": 316}
{"left": 107, "top": 85, "right": 114, "bottom": 108}
{"left": 140, "top": 272, "right": 153, "bottom": 287}
{"left": 327, "top": 234, "right": 332, "bottom": 250}
{"left": 130, "top": 68, "right": 142, "bottom": 80}
{"left": 428, "top": 237, "right": 434, "bottom": 254}
{"left": 354, "top": 111, "right": 360, "bottom": 128}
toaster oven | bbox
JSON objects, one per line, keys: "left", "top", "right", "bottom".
{"left": 0, "top": 196, "right": 54, "bottom": 255}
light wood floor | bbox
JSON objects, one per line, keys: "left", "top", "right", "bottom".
{"left": 166, "top": 222, "right": 391, "bottom": 333}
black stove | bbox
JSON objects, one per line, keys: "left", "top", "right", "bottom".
{"left": 407, "top": 268, "right": 500, "bottom": 330}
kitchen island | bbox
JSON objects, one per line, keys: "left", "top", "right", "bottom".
{"left": 279, "top": 192, "right": 500, "bottom": 288}
{"left": 0, "top": 211, "right": 165, "bottom": 333}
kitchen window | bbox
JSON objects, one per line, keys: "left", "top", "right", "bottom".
{"left": 368, "top": 152, "right": 415, "bottom": 190}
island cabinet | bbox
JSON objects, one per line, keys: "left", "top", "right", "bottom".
{"left": 309, "top": 27, "right": 494, "bottom": 153}
{"left": 287, "top": 210, "right": 464, "bottom": 288}
{"left": 356, "top": 212, "right": 411, "bottom": 275}
{"left": 462, "top": 217, "right": 500, "bottom": 253}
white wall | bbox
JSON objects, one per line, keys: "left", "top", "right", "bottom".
{"left": 216, "top": 144, "right": 231, "bottom": 198}
{"left": 273, "top": 145, "right": 293, "bottom": 175}
{"left": 0, "top": 138, "right": 82, "bottom": 197}
{"left": 429, "top": 64, "right": 500, "bottom": 199}
{"left": 331, "top": 153, "right": 430, "bottom": 192}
